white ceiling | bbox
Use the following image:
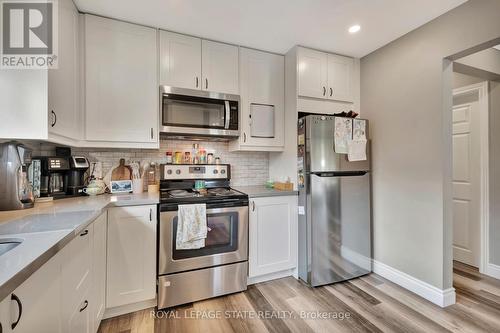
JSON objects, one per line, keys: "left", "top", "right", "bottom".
{"left": 74, "top": 0, "right": 467, "bottom": 58}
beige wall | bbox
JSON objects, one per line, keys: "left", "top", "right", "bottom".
{"left": 490, "top": 81, "right": 500, "bottom": 265}
{"left": 361, "top": 0, "right": 500, "bottom": 290}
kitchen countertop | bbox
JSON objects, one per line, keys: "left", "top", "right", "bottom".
{"left": 0, "top": 192, "right": 159, "bottom": 301}
{"left": 233, "top": 185, "right": 298, "bottom": 198}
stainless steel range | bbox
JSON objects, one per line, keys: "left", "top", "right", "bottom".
{"left": 157, "top": 164, "right": 248, "bottom": 309}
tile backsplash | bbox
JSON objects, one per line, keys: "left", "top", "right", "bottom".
{"left": 30, "top": 139, "right": 269, "bottom": 187}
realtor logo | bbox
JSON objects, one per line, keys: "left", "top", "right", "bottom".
{"left": 1, "top": 0, "right": 58, "bottom": 69}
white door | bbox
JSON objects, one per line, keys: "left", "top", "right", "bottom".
{"left": 201, "top": 40, "right": 239, "bottom": 94}
{"left": 452, "top": 101, "right": 481, "bottom": 267}
{"left": 48, "top": 0, "right": 80, "bottom": 139}
{"left": 248, "top": 196, "right": 298, "bottom": 278}
{"left": 84, "top": 15, "right": 158, "bottom": 144}
{"left": 327, "top": 54, "right": 354, "bottom": 102}
{"left": 159, "top": 31, "right": 202, "bottom": 89}
{"left": 297, "top": 47, "right": 328, "bottom": 99}
{"left": 107, "top": 206, "right": 156, "bottom": 308}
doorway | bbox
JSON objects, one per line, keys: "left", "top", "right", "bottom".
{"left": 451, "top": 81, "right": 488, "bottom": 269}
{"left": 449, "top": 42, "right": 500, "bottom": 282}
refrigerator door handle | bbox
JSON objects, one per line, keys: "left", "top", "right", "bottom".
{"left": 310, "top": 171, "right": 367, "bottom": 177}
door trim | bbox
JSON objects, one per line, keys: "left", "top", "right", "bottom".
{"left": 452, "top": 81, "right": 489, "bottom": 275}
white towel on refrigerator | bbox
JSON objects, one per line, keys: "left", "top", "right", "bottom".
{"left": 176, "top": 204, "right": 208, "bottom": 250}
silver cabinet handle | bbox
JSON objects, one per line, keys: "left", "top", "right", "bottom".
{"left": 252, "top": 201, "right": 255, "bottom": 211}
{"left": 195, "top": 76, "right": 199, "bottom": 88}
{"left": 243, "top": 132, "right": 246, "bottom": 142}
{"left": 205, "top": 78, "right": 208, "bottom": 89}
{"left": 330, "top": 87, "right": 333, "bottom": 97}
{"left": 151, "top": 128, "right": 154, "bottom": 140}
{"left": 323, "top": 87, "right": 326, "bottom": 96}
{"left": 80, "top": 229, "right": 88, "bottom": 237}
{"left": 150, "top": 208, "right": 152, "bottom": 221}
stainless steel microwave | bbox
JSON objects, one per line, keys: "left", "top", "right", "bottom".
{"left": 160, "top": 86, "right": 240, "bottom": 139}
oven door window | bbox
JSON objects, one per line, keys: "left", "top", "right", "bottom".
{"left": 172, "top": 212, "right": 238, "bottom": 260}
{"left": 162, "top": 94, "right": 226, "bottom": 129}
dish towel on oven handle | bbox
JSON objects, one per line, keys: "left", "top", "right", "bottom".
{"left": 176, "top": 204, "right": 208, "bottom": 250}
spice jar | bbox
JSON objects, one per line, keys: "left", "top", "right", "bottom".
{"left": 207, "top": 153, "right": 214, "bottom": 164}
{"left": 184, "top": 152, "right": 191, "bottom": 164}
{"left": 165, "top": 151, "right": 172, "bottom": 164}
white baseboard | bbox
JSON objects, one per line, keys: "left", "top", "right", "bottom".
{"left": 248, "top": 268, "right": 295, "bottom": 285}
{"left": 485, "top": 263, "right": 500, "bottom": 279}
{"left": 340, "top": 246, "right": 372, "bottom": 271}
{"left": 103, "top": 298, "right": 157, "bottom": 319}
{"left": 372, "top": 260, "right": 455, "bottom": 307}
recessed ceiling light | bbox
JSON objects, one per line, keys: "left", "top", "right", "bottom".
{"left": 348, "top": 25, "right": 361, "bottom": 34}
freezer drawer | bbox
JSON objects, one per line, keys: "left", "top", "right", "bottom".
{"left": 300, "top": 172, "right": 371, "bottom": 286}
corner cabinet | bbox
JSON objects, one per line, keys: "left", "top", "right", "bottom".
{"left": 106, "top": 206, "right": 157, "bottom": 308}
{"left": 229, "top": 48, "right": 285, "bottom": 151}
{"left": 159, "top": 31, "right": 239, "bottom": 95}
{"left": 84, "top": 15, "right": 159, "bottom": 148}
{"left": 248, "top": 195, "right": 298, "bottom": 283}
{"left": 297, "top": 47, "right": 354, "bottom": 103}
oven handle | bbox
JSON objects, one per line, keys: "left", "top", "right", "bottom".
{"left": 224, "top": 101, "right": 230, "bottom": 129}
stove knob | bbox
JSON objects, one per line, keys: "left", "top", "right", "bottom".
{"left": 176, "top": 169, "right": 181, "bottom": 175}
{"left": 221, "top": 169, "right": 226, "bottom": 174}
{"left": 213, "top": 169, "right": 218, "bottom": 174}
{"left": 167, "top": 169, "right": 172, "bottom": 175}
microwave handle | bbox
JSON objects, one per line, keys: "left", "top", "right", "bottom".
{"left": 224, "top": 101, "right": 230, "bottom": 129}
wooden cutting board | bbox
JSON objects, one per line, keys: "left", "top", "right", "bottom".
{"left": 111, "top": 158, "right": 132, "bottom": 181}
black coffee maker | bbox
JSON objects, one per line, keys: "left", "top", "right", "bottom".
{"left": 38, "top": 154, "right": 89, "bottom": 198}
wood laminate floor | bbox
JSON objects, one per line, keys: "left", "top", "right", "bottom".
{"left": 98, "top": 261, "right": 500, "bottom": 333}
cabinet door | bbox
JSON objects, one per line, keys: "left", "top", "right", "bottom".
{"left": 48, "top": 0, "right": 80, "bottom": 139}
{"left": 160, "top": 31, "right": 202, "bottom": 89}
{"left": 91, "top": 212, "right": 107, "bottom": 332}
{"left": 327, "top": 54, "right": 354, "bottom": 102}
{"left": 107, "top": 205, "right": 157, "bottom": 308}
{"left": 249, "top": 196, "right": 298, "bottom": 278}
{"left": 68, "top": 296, "right": 91, "bottom": 333}
{"left": 297, "top": 47, "right": 328, "bottom": 99}
{"left": 85, "top": 15, "right": 158, "bottom": 144}
{"left": 201, "top": 40, "right": 239, "bottom": 94}
{"left": 8, "top": 254, "right": 62, "bottom": 333}
{"left": 0, "top": 297, "right": 11, "bottom": 333}
{"left": 239, "top": 48, "right": 284, "bottom": 149}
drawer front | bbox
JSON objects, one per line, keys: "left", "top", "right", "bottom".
{"left": 158, "top": 262, "right": 247, "bottom": 309}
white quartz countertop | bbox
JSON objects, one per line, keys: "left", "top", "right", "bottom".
{"left": 233, "top": 185, "right": 298, "bottom": 198}
{"left": 0, "top": 193, "right": 159, "bottom": 300}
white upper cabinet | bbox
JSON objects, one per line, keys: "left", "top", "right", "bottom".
{"left": 201, "top": 40, "right": 239, "bottom": 94}
{"left": 297, "top": 47, "right": 354, "bottom": 103}
{"left": 159, "top": 32, "right": 239, "bottom": 95}
{"left": 0, "top": 0, "right": 79, "bottom": 142}
{"left": 84, "top": 15, "right": 158, "bottom": 146}
{"left": 231, "top": 47, "right": 284, "bottom": 151}
{"left": 160, "top": 31, "right": 202, "bottom": 89}
{"left": 327, "top": 54, "right": 354, "bottom": 102}
{"left": 297, "top": 47, "right": 328, "bottom": 99}
{"left": 48, "top": 0, "right": 80, "bottom": 140}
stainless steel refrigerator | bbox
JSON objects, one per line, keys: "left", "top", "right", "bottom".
{"left": 297, "top": 115, "right": 371, "bottom": 287}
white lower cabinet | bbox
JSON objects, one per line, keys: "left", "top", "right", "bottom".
{"left": 106, "top": 206, "right": 157, "bottom": 308}
{"left": 0, "top": 297, "right": 10, "bottom": 333}
{"left": 248, "top": 196, "right": 298, "bottom": 282}
{"left": 91, "top": 212, "right": 107, "bottom": 332}
{"left": 8, "top": 253, "right": 63, "bottom": 333}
